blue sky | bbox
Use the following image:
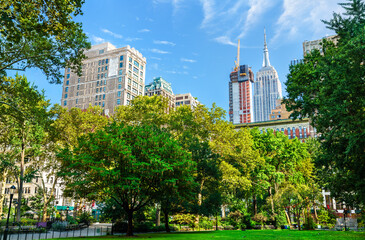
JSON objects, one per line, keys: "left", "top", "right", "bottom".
{"left": 22, "top": 0, "right": 343, "bottom": 117}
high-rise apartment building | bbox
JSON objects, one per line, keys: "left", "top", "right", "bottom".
{"left": 229, "top": 64, "right": 255, "bottom": 124}
{"left": 175, "top": 93, "right": 199, "bottom": 109}
{"left": 269, "top": 99, "right": 293, "bottom": 120}
{"left": 254, "top": 30, "right": 282, "bottom": 122}
{"left": 145, "top": 77, "right": 175, "bottom": 109}
{"left": 61, "top": 42, "right": 146, "bottom": 115}
{"left": 303, "top": 35, "right": 338, "bottom": 56}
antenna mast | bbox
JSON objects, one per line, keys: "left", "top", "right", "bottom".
{"left": 234, "top": 39, "right": 240, "bottom": 71}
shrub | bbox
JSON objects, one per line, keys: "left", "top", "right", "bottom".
{"left": 77, "top": 212, "right": 94, "bottom": 226}
{"left": 52, "top": 221, "right": 67, "bottom": 231}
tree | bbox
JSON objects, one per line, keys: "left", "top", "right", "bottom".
{"left": 0, "top": 75, "right": 51, "bottom": 221}
{"left": 0, "top": 0, "right": 90, "bottom": 84}
{"left": 283, "top": 0, "right": 365, "bottom": 205}
{"left": 58, "top": 123, "right": 194, "bottom": 236}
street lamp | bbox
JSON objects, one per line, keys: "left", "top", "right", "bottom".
{"left": 3, "top": 185, "right": 16, "bottom": 240}
{"left": 111, "top": 206, "right": 116, "bottom": 236}
{"left": 66, "top": 206, "right": 69, "bottom": 222}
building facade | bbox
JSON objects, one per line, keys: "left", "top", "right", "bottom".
{"left": 254, "top": 30, "right": 282, "bottom": 122}
{"left": 303, "top": 35, "right": 338, "bottom": 56}
{"left": 229, "top": 64, "right": 254, "bottom": 124}
{"left": 234, "top": 118, "right": 316, "bottom": 141}
{"left": 175, "top": 93, "right": 199, "bottom": 109}
{"left": 269, "top": 99, "right": 293, "bottom": 120}
{"left": 61, "top": 42, "right": 146, "bottom": 115}
{"left": 145, "top": 77, "right": 175, "bottom": 109}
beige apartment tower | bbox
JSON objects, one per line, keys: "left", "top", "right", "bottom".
{"left": 61, "top": 42, "right": 146, "bottom": 115}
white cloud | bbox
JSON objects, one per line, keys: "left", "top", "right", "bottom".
{"left": 150, "top": 63, "right": 159, "bottom": 70}
{"left": 214, "top": 36, "right": 237, "bottom": 47}
{"left": 138, "top": 29, "right": 151, "bottom": 33}
{"left": 91, "top": 35, "right": 105, "bottom": 44}
{"left": 101, "top": 28, "right": 123, "bottom": 39}
{"left": 200, "top": 0, "right": 215, "bottom": 28}
{"left": 153, "top": 40, "right": 176, "bottom": 46}
{"left": 125, "top": 37, "right": 142, "bottom": 42}
{"left": 272, "top": 0, "right": 343, "bottom": 43}
{"left": 181, "top": 58, "right": 196, "bottom": 63}
{"left": 150, "top": 56, "right": 162, "bottom": 61}
{"left": 150, "top": 48, "right": 170, "bottom": 54}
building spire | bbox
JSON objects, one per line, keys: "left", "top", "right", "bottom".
{"left": 263, "top": 28, "right": 271, "bottom": 67}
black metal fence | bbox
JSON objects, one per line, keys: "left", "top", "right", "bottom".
{"left": 0, "top": 226, "right": 112, "bottom": 240}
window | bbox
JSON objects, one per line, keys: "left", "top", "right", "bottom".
{"left": 127, "top": 93, "right": 131, "bottom": 99}
{"left": 101, "top": 74, "right": 104, "bottom": 79}
{"left": 102, "top": 101, "right": 105, "bottom": 107}
{"left": 120, "top": 55, "right": 124, "bottom": 61}
{"left": 98, "top": 60, "right": 101, "bottom": 65}
{"left": 99, "top": 95, "right": 102, "bottom": 100}
{"left": 100, "top": 80, "right": 103, "bottom": 86}
{"left": 99, "top": 49, "right": 104, "bottom": 54}
{"left": 133, "top": 67, "right": 139, "bottom": 74}
{"left": 133, "top": 81, "right": 138, "bottom": 88}
{"left": 96, "top": 88, "right": 99, "bottom": 93}
{"left": 65, "top": 87, "right": 68, "bottom": 92}
{"left": 128, "top": 78, "right": 131, "bottom": 84}
{"left": 66, "top": 74, "right": 70, "bottom": 79}
{"left": 98, "top": 67, "right": 100, "bottom": 72}
{"left": 106, "top": 59, "right": 109, "bottom": 64}
{"left": 103, "top": 94, "right": 105, "bottom": 100}
{"left": 117, "top": 91, "right": 121, "bottom": 97}
{"left": 132, "top": 88, "right": 138, "bottom": 94}
{"left": 120, "top": 62, "right": 123, "bottom": 68}
{"left": 104, "top": 80, "right": 107, "bottom": 85}
{"left": 129, "top": 64, "right": 132, "bottom": 69}
{"left": 103, "top": 87, "right": 106, "bottom": 92}
{"left": 127, "top": 100, "right": 130, "bottom": 105}
{"left": 77, "top": 85, "right": 80, "bottom": 90}
{"left": 117, "top": 99, "right": 121, "bottom": 105}
{"left": 128, "top": 85, "right": 131, "bottom": 90}
{"left": 141, "top": 65, "right": 144, "bottom": 70}
{"left": 140, "top": 71, "right": 143, "bottom": 76}
{"left": 129, "top": 57, "right": 132, "bottom": 62}
{"left": 105, "top": 66, "right": 108, "bottom": 70}
{"left": 134, "top": 60, "right": 139, "bottom": 67}
{"left": 95, "top": 96, "right": 98, "bottom": 101}
{"left": 66, "top": 80, "right": 69, "bottom": 85}
{"left": 102, "top": 59, "right": 105, "bottom": 65}
{"left": 78, "top": 78, "right": 80, "bottom": 83}
{"left": 76, "top": 99, "right": 78, "bottom": 104}
{"left": 104, "top": 73, "right": 107, "bottom": 78}
{"left": 67, "top": 68, "right": 70, "bottom": 72}
{"left": 97, "top": 74, "right": 100, "bottom": 79}
{"left": 118, "top": 77, "right": 122, "bottom": 83}
{"left": 101, "top": 67, "right": 104, "bottom": 72}
{"left": 64, "top": 94, "right": 68, "bottom": 99}
{"left": 119, "top": 70, "right": 123, "bottom": 75}
{"left": 118, "top": 84, "right": 122, "bottom": 89}
{"left": 97, "top": 81, "right": 99, "bottom": 86}
{"left": 63, "top": 100, "right": 67, "bottom": 106}
{"left": 76, "top": 92, "right": 79, "bottom": 96}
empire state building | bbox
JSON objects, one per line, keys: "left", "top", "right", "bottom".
{"left": 254, "top": 30, "right": 282, "bottom": 122}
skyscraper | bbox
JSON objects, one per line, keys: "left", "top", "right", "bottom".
{"left": 61, "top": 42, "right": 146, "bottom": 115}
{"left": 254, "top": 30, "right": 282, "bottom": 122}
{"left": 229, "top": 39, "right": 255, "bottom": 124}
{"left": 145, "top": 76, "right": 175, "bottom": 109}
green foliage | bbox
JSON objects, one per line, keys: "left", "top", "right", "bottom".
{"left": 317, "top": 208, "right": 337, "bottom": 228}
{"left": 77, "top": 212, "right": 94, "bottom": 226}
{"left": 198, "top": 216, "right": 213, "bottom": 230}
{"left": 283, "top": 0, "right": 365, "bottom": 205}
{"left": 0, "top": 0, "right": 90, "bottom": 83}
{"left": 58, "top": 122, "right": 194, "bottom": 236}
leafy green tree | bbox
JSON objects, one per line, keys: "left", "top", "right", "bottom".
{"left": 58, "top": 123, "right": 194, "bottom": 236}
{"left": 283, "top": 0, "right": 365, "bottom": 205}
{"left": 0, "top": 0, "right": 90, "bottom": 84}
{"left": 0, "top": 75, "right": 51, "bottom": 221}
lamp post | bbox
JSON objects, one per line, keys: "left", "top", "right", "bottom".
{"left": 3, "top": 185, "right": 16, "bottom": 240}
{"left": 66, "top": 206, "right": 69, "bottom": 222}
{"left": 111, "top": 206, "right": 116, "bottom": 236}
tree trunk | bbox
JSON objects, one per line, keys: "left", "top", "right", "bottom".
{"left": 253, "top": 195, "right": 257, "bottom": 216}
{"left": 17, "top": 138, "right": 25, "bottom": 222}
{"left": 284, "top": 208, "right": 291, "bottom": 225}
{"left": 156, "top": 205, "right": 160, "bottom": 226}
{"left": 164, "top": 211, "right": 170, "bottom": 232}
{"left": 268, "top": 187, "right": 275, "bottom": 216}
{"left": 297, "top": 210, "right": 301, "bottom": 231}
{"left": 215, "top": 213, "right": 218, "bottom": 231}
{"left": 221, "top": 205, "right": 226, "bottom": 218}
{"left": 126, "top": 210, "right": 134, "bottom": 236}
{"left": 42, "top": 204, "right": 48, "bottom": 222}
{"left": 0, "top": 171, "right": 7, "bottom": 216}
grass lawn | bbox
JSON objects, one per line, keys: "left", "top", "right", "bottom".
{"left": 58, "top": 230, "right": 365, "bottom": 240}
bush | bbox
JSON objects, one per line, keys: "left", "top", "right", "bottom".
{"left": 19, "top": 218, "right": 38, "bottom": 226}
{"left": 113, "top": 220, "right": 128, "bottom": 233}
{"left": 52, "top": 221, "right": 67, "bottom": 231}
{"left": 77, "top": 212, "right": 94, "bottom": 226}
{"left": 199, "top": 216, "right": 213, "bottom": 230}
